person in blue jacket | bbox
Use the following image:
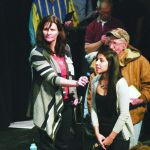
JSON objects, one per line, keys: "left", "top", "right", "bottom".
{"left": 29, "top": 0, "right": 94, "bottom": 46}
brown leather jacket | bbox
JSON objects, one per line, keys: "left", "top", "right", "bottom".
{"left": 87, "top": 48, "right": 150, "bottom": 125}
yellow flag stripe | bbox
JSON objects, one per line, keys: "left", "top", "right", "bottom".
{"left": 45, "top": 0, "right": 50, "bottom": 15}
{"left": 69, "top": 0, "right": 79, "bottom": 27}
{"left": 64, "top": 0, "right": 67, "bottom": 12}
{"left": 38, "top": 0, "right": 43, "bottom": 18}
{"left": 57, "top": 0, "right": 62, "bottom": 23}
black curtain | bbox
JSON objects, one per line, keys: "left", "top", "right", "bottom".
{"left": 0, "top": 0, "right": 33, "bottom": 129}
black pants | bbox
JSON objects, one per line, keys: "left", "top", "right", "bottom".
{"left": 38, "top": 103, "right": 73, "bottom": 150}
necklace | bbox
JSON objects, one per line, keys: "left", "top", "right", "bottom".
{"left": 57, "top": 57, "right": 64, "bottom": 65}
{"left": 100, "top": 80, "right": 108, "bottom": 89}
{"left": 52, "top": 54, "right": 64, "bottom": 65}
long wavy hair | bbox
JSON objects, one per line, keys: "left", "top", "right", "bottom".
{"left": 36, "top": 15, "right": 67, "bottom": 57}
{"left": 97, "top": 48, "right": 122, "bottom": 116}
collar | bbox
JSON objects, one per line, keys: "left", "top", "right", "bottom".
{"left": 119, "top": 48, "right": 140, "bottom": 66}
{"left": 119, "top": 49, "right": 127, "bottom": 66}
{"left": 97, "top": 15, "right": 112, "bottom": 23}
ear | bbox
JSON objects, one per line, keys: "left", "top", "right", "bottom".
{"left": 123, "top": 42, "right": 128, "bottom": 49}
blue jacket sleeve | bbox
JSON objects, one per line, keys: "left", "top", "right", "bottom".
{"left": 29, "top": 3, "right": 40, "bottom": 46}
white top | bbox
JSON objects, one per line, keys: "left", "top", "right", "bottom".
{"left": 91, "top": 75, "right": 134, "bottom": 140}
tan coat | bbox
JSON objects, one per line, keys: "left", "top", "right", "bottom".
{"left": 87, "top": 48, "right": 150, "bottom": 125}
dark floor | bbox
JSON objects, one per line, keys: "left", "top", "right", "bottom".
{"left": 0, "top": 111, "right": 150, "bottom": 150}
{"left": 0, "top": 123, "right": 97, "bottom": 150}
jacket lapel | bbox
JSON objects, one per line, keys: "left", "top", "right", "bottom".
{"left": 92, "top": 75, "right": 101, "bottom": 99}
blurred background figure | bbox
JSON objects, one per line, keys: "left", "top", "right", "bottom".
{"left": 84, "top": 0, "right": 125, "bottom": 54}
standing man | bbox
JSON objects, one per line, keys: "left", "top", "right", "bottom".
{"left": 84, "top": 0, "right": 125, "bottom": 54}
{"left": 87, "top": 28, "right": 150, "bottom": 148}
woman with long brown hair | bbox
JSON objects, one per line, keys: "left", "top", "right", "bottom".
{"left": 28, "top": 15, "right": 88, "bottom": 150}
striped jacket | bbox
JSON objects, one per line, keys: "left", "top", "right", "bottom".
{"left": 29, "top": 0, "right": 79, "bottom": 46}
{"left": 28, "top": 44, "right": 77, "bottom": 140}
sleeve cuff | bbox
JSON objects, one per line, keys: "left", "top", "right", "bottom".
{"left": 139, "top": 94, "right": 147, "bottom": 103}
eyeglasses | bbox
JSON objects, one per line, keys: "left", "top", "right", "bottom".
{"left": 100, "top": 11, "right": 112, "bottom": 15}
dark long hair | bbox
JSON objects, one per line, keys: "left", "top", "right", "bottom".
{"left": 97, "top": 48, "right": 122, "bottom": 115}
{"left": 36, "top": 15, "right": 67, "bottom": 57}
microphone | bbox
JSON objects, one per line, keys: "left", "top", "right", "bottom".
{"left": 86, "top": 67, "right": 94, "bottom": 79}
{"left": 78, "top": 67, "right": 94, "bottom": 97}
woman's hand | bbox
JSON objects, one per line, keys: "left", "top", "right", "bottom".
{"left": 102, "top": 136, "right": 114, "bottom": 148}
{"left": 102, "top": 131, "right": 117, "bottom": 148}
{"left": 76, "top": 76, "right": 89, "bottom": 87}
{"left": 96, "top": 133, "right": 106, "bottom": 150}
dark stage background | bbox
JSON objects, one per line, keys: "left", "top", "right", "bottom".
{"left": 0, "top": 0, "right": 33, "bottom": 129}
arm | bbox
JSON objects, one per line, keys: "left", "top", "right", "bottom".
{"left": 30, "top": 47, "right": 88, "bottom": 87}
{"left": 85, "top": 41, "right": 103, "bottom": 54}
{"left": 103, "top": 131, "right": 117, "bottom": 147}
{"left": 60, "top": 76, "right": 88, "bottom": 87}
{"left": 94, "top": 126, "right": 106, "bottom": 150}
{"left": 29, "top": 3, "right": 40, "bottom": 46}
{"left": 103, "top": 78, "right": 130, "bottom": 146}
{"left": 85, "top": 33, "right": 110, "bottom": 54}
{"left": 113, "top": 78, "right": 130, "bottom": 132}
{"left": 84, "top": 22, "right": 103, "bottom": 54}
